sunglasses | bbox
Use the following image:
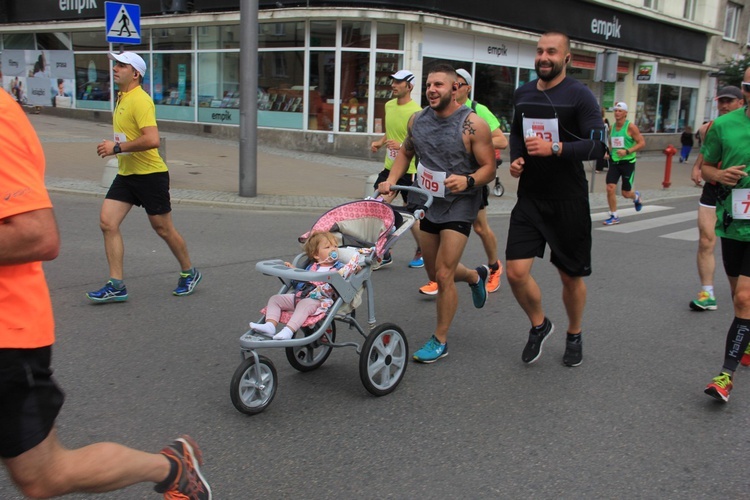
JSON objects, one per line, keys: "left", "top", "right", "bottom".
{"left": 742, "top": 82, "right": 750, "bottom": 93}
{"left": 457, "top": 82, "right": 469, "bottom": 87}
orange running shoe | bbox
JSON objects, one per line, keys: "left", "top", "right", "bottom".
{"left": 704, "top": 372, "right": 733, "bottom": 403}
{"left": 419, "top": 281, "right": 438, "bottom": 296}
{"left": 486, "top": 260, "right": 503, "bottom": 293}
{"left": 741, "top": 344, "right": 750, "bottom": 367}
{"left": 156, "top": 435, "right": 212, "bottom": 499}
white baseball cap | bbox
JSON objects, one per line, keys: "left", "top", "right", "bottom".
{"left": 391, "top": 69, "right": 415, "bottom": 83}
{"left": 613, "top": 102, "right": 628, "bottom": 111}
{"left": 108, "top": 51, "right": 147, "bottom": 77}
{"left": 456, "top": 69, "right": 473, "bottom": 86}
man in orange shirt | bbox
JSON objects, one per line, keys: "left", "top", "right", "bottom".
{"left": 0, "top": 88, "right": 211, "bottom": 499}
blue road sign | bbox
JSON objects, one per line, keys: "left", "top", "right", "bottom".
{"left": 105, "top": 2, "right": 141, "bottom": 45}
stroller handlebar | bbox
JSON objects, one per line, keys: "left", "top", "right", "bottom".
{"left": 371, "top": 185, "right": 434, "bottom": 217}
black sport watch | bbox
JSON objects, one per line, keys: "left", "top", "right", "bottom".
{"left": 113, "top": 143, "right": 122, "bottom": 154}
{"left": 465, "top": 174, "right": 475, "bottom": 188}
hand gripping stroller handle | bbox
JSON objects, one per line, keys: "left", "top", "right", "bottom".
{"left": 370, "top": 185, "right": 434, "bottom": 219}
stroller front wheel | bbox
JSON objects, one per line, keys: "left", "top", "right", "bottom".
{"left": 359, "top": 323, "right": 408, "bottom": 396}
{"left": 230, "top": 355, "right": 278, "bottom": 415}
{"left": 285, "top": 322, "right": 336, "bottom": 372}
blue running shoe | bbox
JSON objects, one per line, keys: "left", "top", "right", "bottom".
{"left": 634, "top": 191, "right": 643, "bottom": 212}
{"left": 603, "top": 215, "right": 620, "bottom": 226}
{"left": 174, "top": 269, "right": 203, "bottom": 296}
{"left": 413, "top": 335, "right": 448, "bottom": 363}
{"left": 470, "top": 265, "right": 488, "bottom": 308}
{"left": 87, "top": 281, "right": 128, "bottom": 303}
{"left": 408, "top": 255, "right": 424, "bottom": 268}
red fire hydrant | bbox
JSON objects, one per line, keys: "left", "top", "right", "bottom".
{"left": 663, "top": 144, "right": 677, "bottom": 188}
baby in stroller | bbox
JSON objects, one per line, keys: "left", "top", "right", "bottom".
{"left": 249, "top": 230, "right": 362, "bottom": 340}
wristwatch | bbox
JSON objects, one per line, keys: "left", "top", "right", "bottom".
{"left": 465, "top": 174, "right": 475, "bottom": 188}
{"left": 113, "top": 142, "right": 122, "bottom": 154}
{"left": 551, "top": 142, "right": 561, "bottom": 155}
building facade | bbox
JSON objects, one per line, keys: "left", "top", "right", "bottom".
{"left": 0, "top": 0, "right": 745, "bottom": 154}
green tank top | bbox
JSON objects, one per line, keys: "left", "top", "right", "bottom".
{"left": 610, "top": 119, "right": 636, "bottom": 163}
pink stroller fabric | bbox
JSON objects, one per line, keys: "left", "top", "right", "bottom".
{"left": 298, "top": 199, "right": 397, "bottom": 258}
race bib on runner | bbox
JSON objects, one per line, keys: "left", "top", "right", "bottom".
{"left": 522, "top": 116, "right": 560, "bottom": 143}
{"left": 417, "top": 162, "right": 446, "bottom": 198}
{"left": 113, "top": 132, "right": 130, "bottom": 155}
{"left": 387, "top": 146, "right": 399, "bottom": 161}
{"left": 611, "top": 136, "right": 625, "bottom": 149}
{"left": 731, "top": 189, "right": 750, "bottom": 219}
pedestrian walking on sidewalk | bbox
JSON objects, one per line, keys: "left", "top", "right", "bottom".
{"left": 679, "top": 126, "right": 694, "bottom": 163}
{"left": 0, "top": 87, "right": 211, "bottom": 499}
{"left": 688, "top": 86, "right": 744, "bottom": 312}
{"left": 88, "top": 51, "right": 202, "bottom": 303}
{"left": 507, "top": 31, "right": 606, "bottom": 368}
{"left": 603, "top": 101, "right": 646, "bottom": 225}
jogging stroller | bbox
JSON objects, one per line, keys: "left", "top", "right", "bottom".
{"left": 230, "top": 186, "right": 433, "bottom": 415}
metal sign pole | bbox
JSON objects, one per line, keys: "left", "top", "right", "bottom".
{"left": 239, "top": 0, "right": 258, "bottom": 197}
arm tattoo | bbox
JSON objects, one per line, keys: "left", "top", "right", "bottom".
{"left": 463, "top": 117, "right": 477, "bottom": 136}
{"left": 403, "top": 132, "right": 415, "bottom": 154}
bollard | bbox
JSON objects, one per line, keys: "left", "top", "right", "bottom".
{"left": 364, "top": 173, "right": 378, "bottom": 199}
{"left": 662, "top": 144, "right": 677, "bottom": 189}
{"left": 101, "top": 158, "right": 118, "bottom": 188}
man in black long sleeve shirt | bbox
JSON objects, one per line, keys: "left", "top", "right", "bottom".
{"left": 506, "top": 31, "right": 606, "bottom": 368}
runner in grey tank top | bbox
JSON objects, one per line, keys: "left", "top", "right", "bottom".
{"left": 412, "top": 105, "right": 483, "bottom": 224}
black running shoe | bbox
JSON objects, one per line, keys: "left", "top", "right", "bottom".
{"left": 563, "top": 334, "right": 583, "bottom": 367}
{"left": 522, "top": 317, "right": 554, "bottom": 364}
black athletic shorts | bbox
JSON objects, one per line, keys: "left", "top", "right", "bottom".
{"left": 106, "top": 172, "right": 172, "bottom": 215}
{"left": 721, "top": 237, "right": 750, "bottom": 278}
{"left": 0, "top": 346, "right": 65, "bottom": 458}
{"left": 374, "top": 168, "right": 414, "bottom": 204}
{"left": 506, "top": 196, "right": 592, "bottom": 277}
{"left": 606, "top": 160, "right": 636, "bottom": 192}
{"left": 700, "top": 182, "right": 719, "bottom": 208}
{"left": 420, "top": 216, "right": 472, "bottom": 237}
{"left": 481, "top": 185, "right": 489, "bottom": 208}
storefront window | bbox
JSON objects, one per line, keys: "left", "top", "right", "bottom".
{"left": 372, "top": 53, "right": 402, "bottom": 134}
{"left": 636, "top": 85, "right": 659, "bottom": 133}
{"left": 518, "top": 68, "right": 537, "bottom": 88}
{"left": 3, "top": 34, "right": 34, "bottom": 49}
{"left": 151, "top": 53, "right": 194, "bottom": 121}
{"left": 36, "top": 32, "right": 71, "bottom": 50}
{"left": 75, "top": 53, "right": 111, "bottom": 110}
{"left": 342, "top": 21, "right": 371, "bottom": 49}
{"left": 72, "top": 31, "right": 109, "bottom": 51}
{"left": 377, "top": 23, "right": 403, "bottom": 50}
{"left": 198, "top": 25, "right": 240, "bottom": 50}
{"left": 197, "top": 52, "right": 240, "bottom": 125}
{"left": 152, "top": 27, "right": 192, "bottom": 51}
{"left": 340, "top": 52, "right": 370, "bottom": 132}
{"left": 475, "top": 63, "right": 515, "bottom": 132}
{"left": 258, "top": 49, "right": 305, "bottom": 129}
{"left": 657, "top": 84, "right": 680, "bottom": 133}
{"left": 309, "top": 50, "right": 335, "bottom": 131}
{"left": 310, "top": 21, "right": 336, "bottom": 48}
{"left": 679, "top": 87, "right": 696, "bottom": 131}
{"left": 258, "top": 22, "right": 304, "bottom": 49}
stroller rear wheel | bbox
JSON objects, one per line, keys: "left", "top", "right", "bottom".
{"left": 359, "top": 323, "right": 408, "bottom": 396}
{"left": 230, "top": 355, "right": 278, "bottom": 415}
{"left": 285, "top": 322, "right": 337, "bottom": 372}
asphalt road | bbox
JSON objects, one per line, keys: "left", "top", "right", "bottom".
{"left": 1, "top": 193, "right": 747, "bottom": 499}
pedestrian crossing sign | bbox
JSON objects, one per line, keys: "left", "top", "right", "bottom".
{"left": 105, "top": 2, "right": 141, "bottom": 45}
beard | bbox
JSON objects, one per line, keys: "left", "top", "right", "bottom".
{"left": 535, "top": 59, "right": 564, "bottom": 82}
{"left": 428, "top": 90, "right": 453, "bottom": 112}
